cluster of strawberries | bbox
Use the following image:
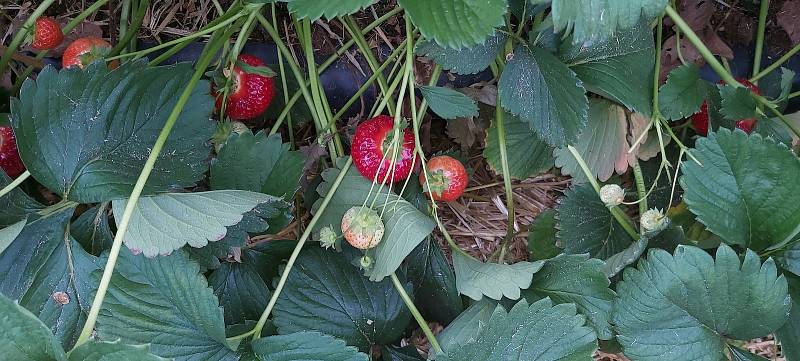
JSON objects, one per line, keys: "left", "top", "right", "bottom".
{"left": 13, "top": 17, "right": 469, "bottom": 255}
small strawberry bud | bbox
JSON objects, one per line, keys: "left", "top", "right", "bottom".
{"left": 600, "top": 184, "right": 625, "bottom": 207}
{"left": 319, "top": 226, "right": 337, "bottom": 249}
{"left": 641, "top": 208, "right": 669, "bottom": 234}
{"left": 359, "top": 255, "right": 374, "bottom": 270}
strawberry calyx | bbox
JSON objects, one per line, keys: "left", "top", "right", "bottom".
{"left": 422, "top": 169, "right": 451, "bottom": 197}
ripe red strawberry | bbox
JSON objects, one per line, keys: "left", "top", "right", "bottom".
{"left": 62, "top": 37, "right": 115, "bottom": 69}
{"left": 420, "top": 155, "right": 468, "bottom": 202}
{"left": 691, "top": 78, "right": 761, "bottom": 136}
{"left": 214, "top": 54, "right": 276, "bottom": 120}
{"left": 341, "top": 206, "right": 384, "bottom": 250}
{"left": 352, "top": 115, "right": 416, "bottom": 183}
{"left": 0, "top": 127, "right": 25, "bottom": 178}
{"left": 31, "top": 17, "right": 63, "bottom": 50}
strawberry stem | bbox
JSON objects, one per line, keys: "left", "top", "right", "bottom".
{"left": 250, "top": 157, "right": 354, "bottom": 340}
{"left": 752, "top": 0, "right": 770, "bottom": 82}
{"left": 567, "top": 146, "right": 640, "bottom": 240}
{"left": 390, "top": 272, "right": 442, "bottom": 354}
{"left": 0, "top": 170, "right": 30, "bottom": 199}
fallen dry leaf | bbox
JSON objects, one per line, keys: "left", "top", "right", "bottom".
{"left": 778, "top": 0, "right": 800, "bottom": 45}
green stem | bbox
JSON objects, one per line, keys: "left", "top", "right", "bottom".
{"left": 761, "top": 99, "right": 800, "bottom": 137}
{"left": 567, "top": 146, "right": 640, "bottom": 239}
{"left": 0, "top": 0, "right": 57, "bottom": 78}
{"left": 789, "top": 90, "right": 800, "bottom": 99}
{"left": 632, "top": 161, "right": 648, "bottom": 214}
{"left": 110, "top": 0, "right": 149, "bottom": 56}
{"left": 414, "top": 65, "right": 442, "bottom": 121}
{"left": 343, "top": 16, "right": 395, "bottom": 112}
{"left": 752, "top": 43, "right": 800, "bottom": 82}
{"left": 0, "top": 171, "right": 30, "bottom": 199}
{"left": 270, "top": 3, "right": 294, "bottom": 145}
{"left": 252, "top": 157, "right": 354, "bottom": 339}
{"left": 389, "top": 273, "right": 442, "bottom": 354}
{"left": 73, "top": 26, "right": 231, "bottom": 348}
{"left": 664, "top": 5, "right": 741, "bottom": 88}
{"left": 300, "top": 19, "right": 342, "bottom": 157}
{"left": 119, "top": 0, "right": 131, "bottom": 46}
{"left": 652, "top": 14, "right": 663, "bottom": 114}
{"left": 494, "top": 102, "right": 516, "bottom": 264}
{"left": 329, "top": 39, "right": 407, "bottom": 126}
{"left": 256, "top": 14, "right": 324, "bottom": 139}
{"left": 752, "top": 0, "right": 770, "bottom": 81}
{"left": 109, "top": 11, "right": 246, "bottom": 61}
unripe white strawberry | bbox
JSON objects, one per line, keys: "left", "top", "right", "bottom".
{"left": 600, "top": 184, "right": 624, "bottom": 207}
{"left": 341, "top": 206, "right": 384, "bottom": 250}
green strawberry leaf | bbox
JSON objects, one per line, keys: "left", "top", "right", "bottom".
{"left": 415, "top": 33, "right": 507, "bottom": 75}
{"left": 779, "top": 242, "right": 800, "bottom": 277}
{"left": 435, "top": 299, "right": 597, "bottom": 361}
{"left": 719, "top": 84, "right": 759, "bottom": 120}
{"left": 96, "top": 247, "right": 234, "bottom": 360}
{"left": 551, "top": 0, "right": 668, "bottom": 44}
{"left": 69, "top": 341, "right": 168, "bottom": 361}
{"left": 312, "top": 159, "right": 434, "bottom": 281}
{"left": 484, "top": 111, "right": 554, "bottom": 179}
{"left": 209, "top": 259, "right": 270, "bottom": 325}
{"left": 206, "top": 240, "right": 293, "bottom": 325}
{"left": 603, "top": 223, "right": 685, "bottom": 277}
{"left": 112, "top": 190, "right": 287, "bottom": 257}
{"left": 560, "top": 21, "right": 654, "bottom": 116}
{"left": 272, "top": 247, "right": 411, "bottom": 351}
{"left": 613, "top": 245, "right": 791, "bottom": 361}
{"left": 658, "top": 64, "right": 712, "bottom": 120}
{"left": 211, "top": 131, "right": 305, "bottom": 200}
{"left": 527, "top": 209, "right": 561, "bottom": 261}
{"left": 0, "top": 219, "right": 25, "bottom": 255}
{"left": 71, "top": 205, "right": 114, "bottom": 256}
{"left": 187, "top": 201, "right": 292, "bottom": 270}
{"left": 0, "top": 293, "right": 66, "bottom": 361}
{"left": 776, "top": 278, "right": 800, "bottom": 361}
{"left": 0, "top": 172, "right": 43, "bottom": 227}
{"left": 754, "top": 116, "right": 793, "bottom": 147}
{"left": 285, "top": 0, "right": 376, "bottom": 21}
{"left": 0, "top": 204, "right": 99, "bottom": 349}
{"left": 10, "top": 62, "right": 214, "bottom": 203}
{"left": 556, "top": 184, "right": 634, "bottom": 259}
{"left": 418, "top": 86, "right": 478, "bottom": 120}
{"left": 251, "top": 332, "right": 369, "bottom": 361}
{"left": 522, "top": 254, "right": 615, "bottom": 340}
{"left": 405, "top": 238, "right": 463, "bottom": 325}
{"left": 436, "top": 299, "right": 497, "bottom": 354}
{"left": 680, "top": 129, "right": 800, "bottom": 250}
{"left": 398, "top": 0, "right": 506, "bottom": 49}
{"left": 554, "top": 99, "right": 629, "bottom": 183}
{"left": 499, "top": 45, "right": 588, "bottom": 147}
{"left": 452, "top": 251, "right": 544, "bottom": 301}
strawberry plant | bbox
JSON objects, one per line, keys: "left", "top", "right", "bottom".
{"left": 0, "top": 0, "right": 799, "bottom": 360}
